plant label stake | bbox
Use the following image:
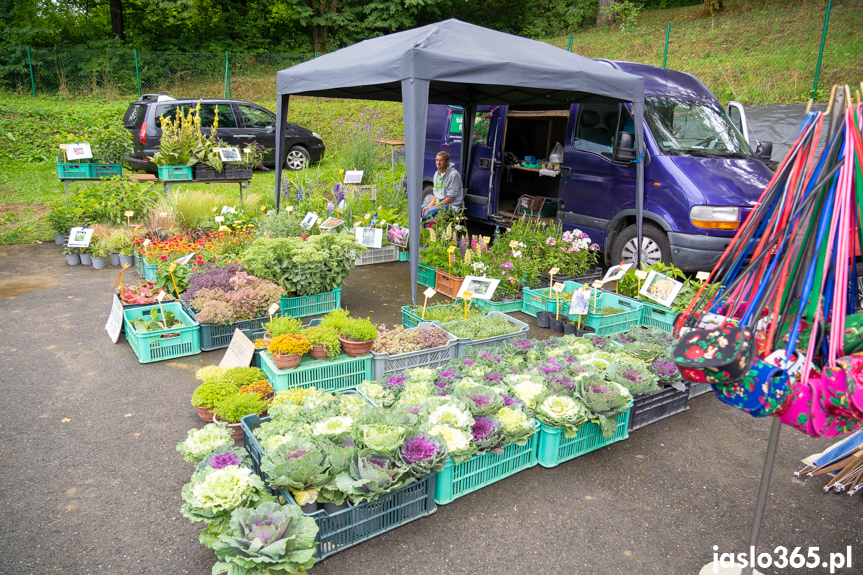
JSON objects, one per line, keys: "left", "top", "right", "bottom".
{"left": 268, "top": 303, "right": 279, "bottom": 323}
{"left": 509, "top": 240, "right": 518, "bottom": 249}
{"left": 552, "top": 282, "right": 564, "bottom": 320}
{"left": 143, "top": 238, "right": 150, "bottom": 247}
{"left": 447, "top": 245, "right": 456, "bottom": 272}
{"left": 462, "top": 290, "right": 474, "bottom": 320}
{"left": 214, "top": 215, "right": 225, "bottom": 223}
{"left": 113, "top": 264, "right": 130, "bottom": 294}
{"left": 634, "top": 269, "right": 648, "bottom": 294}
{"left": 285, "top": 206, "right": 293, "bottom": 213}
{"left": 696, "top": 271, "right": 710, "bottom": 282}
{"left": 168, "top": 262, "right": 180, "bottom": 298}
{"left": 124, "top": 210, "right": 134, "bottom": 226}
{"left": 156, "top": 290, "right": 167, "bottom": 329}
{"left": 422, "top": 287, "right": 436, "bottom": 319}
{"left": 591, "top": 280, "right": 603, "bottom": 313}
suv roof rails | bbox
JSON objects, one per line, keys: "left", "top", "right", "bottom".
{"left": 139, "top": 94, "right": 176, "bottom": 102}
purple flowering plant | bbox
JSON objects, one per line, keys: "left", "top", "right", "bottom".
{"left": 471, "top": 416, "right": 504, "bottom": 451}
{"left": 397, "top": 432, "right": 448, "bottom": 476}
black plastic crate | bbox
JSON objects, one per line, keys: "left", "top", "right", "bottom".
{"left": 224, "top": 165, "right": 253, "bottom": 179}
{"left": 193, "top": 164, "right": 225, "bottom": 180}
{"left": 628, "top": 383, "right": 690, "bottom": 432}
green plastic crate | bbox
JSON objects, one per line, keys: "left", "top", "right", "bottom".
{"left": 474, "top": 297, "right": 523, "bottom": 314}
{"left": 133, "top": 252, "right": 145, "bottom": 278}
{"left": 157, "top": 165, "right": 193, "bottom": 181}
{"left": 435, "top": 420, "right": 540, "bottom": 505}
{"left": 57, "top": 162, "right": 91, "bottom": 179}
{"left": 584, "top": 293, "right": 642, "bottom": 335}
{"left": 441, "top": 311, "right": 529, "bottom": 357}
{"left": 122, "top": 302, "right": 201, "bottom": 363}
{"left": 639, "top": 301, "right": 676, "bottom": 333}
{"left": 520, "top": 281, "right": 586, "bottom": 317}
{"left": 260, "top": 350, "right": 371, "bottom": 392}
{"left": 279, "top": 287, "right": 341, "bottom": 319}
{"left": 91, "top": 163, "right": 122, "bottom": 178}
{"left": 536, "top": 410, "right": 630, "bottom": 468}
{"left": 370, "top": 323, "right": 457, "bottom": 380}
{"left": 398, "top": 250, "right": 410, "bottom": 261}
{"left": 418, "top": 263, "right": 436, "bottom": 288}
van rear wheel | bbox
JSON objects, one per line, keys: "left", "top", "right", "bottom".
{"left": 422, "top": 184, "right": 434, "bottom": 206}
{"left": 611, "top": 224, "right": 670, "bottom": 269}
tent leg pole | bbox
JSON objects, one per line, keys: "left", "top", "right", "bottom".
{"left": 741, "top": 417, "right": 782, "bottom": 575}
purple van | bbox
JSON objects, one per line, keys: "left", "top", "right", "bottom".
{"left": 423, "top": 60, "right": 774, "bottom": 272}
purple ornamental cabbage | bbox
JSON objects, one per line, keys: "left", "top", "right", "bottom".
{"left": 463, "top": 359, "right": 476, "bottom": 367}
{"left": 209, "top": 452, "right": 241, "bottom": 469}
{"left": 471, "top": 416, "right": 503, "bottom": 451}
{"left": 398, "top": 433, "right": 448, "bottom": 476}
{"left": 652, "top": 358, "right": 680, "bottom": 381}
{"left": 385, "top": 375, "right": 406, "bottom": 389}
{"left": 512, "top": 339, "right": 533, "bottom": 352}
{"left": 503, "top": 395, "right": 522, "bottom": 408}
{"left": 195, "top": 447, "right": 250, "bottom": 473}
{"left": 456, "top": 386, "right": 504, "bottom": 416}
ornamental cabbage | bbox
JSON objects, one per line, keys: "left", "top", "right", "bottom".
{"left": 194, "top": 447, "right": 251, "bottom": 473}
{"left": 428, "top": 424, "right": 477, "bottom": 464}
{"left": 405, "top": 367, "right": 438, "bottom": 384}
{"left": 496, "top": 407, "right": 537, "bottom": 447}
{"left": 181, "top": 465, "right": 275, "bottom": 546}
{"left": 510, "top": 380, "right": 547, "bottom": 409}
{"left": 335, "top": 450, "right": 410, "bottom": 504}
{"left": 470, "top": 416, "right": 504, "bottom": 451}
{"left": 356, "top": 381, "right": 396, "bottom": 407}
{"left": 606, "top": 360, "right": 660, "bottom": 397}
{"left": 455, "top": 385, "right": 504, "bottom": 417}
{"left": 536, "top": 394, "right": 591, "bottom": 438}
{"left": 578, "top": 379, "right": 633, "bottom": 438}
{"left": 313, "top": 416, "right": 353, "bottom": 437}
{"left": 393, "top": 381, "right": 435, "bottom": 407}
{"left": 260, "top": 439, "right": 330, "bottom": 506}
{"left": 338, "top": 394, "right": 368, "bottom": 419}
{"left": 427, "top": 401, "right": 474, "bottom": 429}
{"left": 398, "top": 432, "right": 448, "bottom": 476}
{"left": 211, "top": 502, "right": 318, "bottom": 575}
{"left": 357, "top": 423, "right": 408, "bottom": 452}
{"left": 176, "top": 423, "right": 234, "bottom": 464}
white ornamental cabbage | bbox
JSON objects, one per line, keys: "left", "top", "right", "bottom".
{"left": 313, "top": 416, "right": 353, "bottom": 436}
{"left": 192, "top": 466, "right": 266, "bottom": 513}
{"left": 512, "top": 381, "right": 546, "bottom": 408}
{"left": 428, "top": 403, "right": 473, "bottom": 429}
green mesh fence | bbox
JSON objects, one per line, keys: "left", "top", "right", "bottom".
{"left": 0, "top": 48, "right": 313, "bottom": 103}
{"left": 544, "top": 2, "right": 862, "bottom": 104}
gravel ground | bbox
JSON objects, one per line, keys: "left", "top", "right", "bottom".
{"left": 1, "top": 241, "right": 862, "bottom": 575}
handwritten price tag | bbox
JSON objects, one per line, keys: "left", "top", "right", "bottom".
{"left": 509, "top": 240, "right": 519, "bottom": 248}
{"left": 169, "top": 262, "right": 177, "bottom": 273}
{"left": 634, "top": 270, "right": 648, "bottom": 280}
{"left": 316, "top": 217, "right": 323, "bottom": 225}
{"left": 286, "top": 206, "right": 294, "bottom": 212}
{"left": 364, "top": 213, "right": 370, "bottom": 220}
{"left": 156, "top": 291, "right": 166, "bottom": 302}
{"left": 552, "top": 282, "right": 565, "bottom": 293}
{"left": 696, "top": 271, "right": 711, "bottom": 281}
{"left": 214, "top": 216, "right": 225, "bottom": 222}
{"left": 423, "top": 287, "right": 437, "bottom": 299}
{"left": 124, "top": 211, "right": 134, "bottom": 217}
{"left": 143, "top": 239, "right": 150, "bottom": 246}
{"left": 447, "top": 246, "right": 457, "bottom": 254}
{"left": 482, "top": 236, "right": 491, "bottom": 245}
{"left": 548, "top": 267, "right": 560, "bottom": 276}
{"left": 592, "top": 280, "right": 604, "bottom": 289}
{"left": 268, "top": 303, "right": 280, "bottom": 315}
{"left": 462, "top": 290, "right": 474, "bottom": 300}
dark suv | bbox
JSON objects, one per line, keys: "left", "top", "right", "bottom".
{"left": 122, "top": 95, "right": 325, "bottom": 172}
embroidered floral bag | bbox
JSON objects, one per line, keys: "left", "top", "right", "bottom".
{"left": 673, "top": 324, "right": 756, "bottom": 385}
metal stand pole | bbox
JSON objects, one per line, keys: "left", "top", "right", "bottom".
{"left": 741, "top": 417, "right": 783, "bottom": 575}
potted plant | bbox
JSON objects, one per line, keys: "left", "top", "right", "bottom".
{"left": 536, "top": 310, "right": 552, "bottom": 328}
{"left": 191, "top": 380, "right": 239, "bottom": 422}
{"left": 78, "top": 246, "right": 92, "bottom": 266}
{"left": 337, "top": 317, "right": 379, "bottom": 357}
{"left": 267, "top": 333, "right": 311, "bottom": 369}
{"left": 151, "top": 105, "right": 199, "bottom": 181}
{"left": 90, "top": 124, "right": 132, "bottom": 177}
{"left": 262, "top": 315, "right": 302, "bottom": 344}
{"left": 302, "top": 324, "right": 342, "bottom": 360}
{"left": 190, "top": 122, "right": 226, "bottom": 180}
{"left": 108, "top": 229, "right": 135, "bottom": 266}
{"left": 47, "top": 202, "right": 78, "bottom": 245}
{"left": 63, "top": 246, "right": 80, "bottom": 265}
{"left": 211, "top": 392, "right": 268, "bottom": 441}
{"left": 549, "top": 313, "right": 567, "bottom": 333}
{"left": 90, "top": 237, "right": 110, "bottom": 269}
{"left": 225, "top": 141, "right": 264, "bottom": 179}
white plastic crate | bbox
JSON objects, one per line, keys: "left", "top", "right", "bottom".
{"left": 355, "top": 245, "right": 399, "bottom": 266}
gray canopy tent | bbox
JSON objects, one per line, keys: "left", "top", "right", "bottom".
{"left": 274, "top": 19, "right": 645, "bottom": 304}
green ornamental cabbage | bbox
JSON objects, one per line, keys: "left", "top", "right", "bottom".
{"left": 536, "top": 394, "right": 591, "bottom": 438}
{"left": 211, "top": 502, "right": 319, "bottom": 575}
{"left": 578, "top": 378, "right": 633, "bottom": 439}
{"left": 177, "top": 423, "right": 235, "bottom": 464}
{"left": 260, "top": 439, "right": 330, "bottom": 506}
{"left": 335, "top": 449, "right": 410, "bottom": 504}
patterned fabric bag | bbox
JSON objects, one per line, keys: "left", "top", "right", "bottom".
{"left": 778, "top": 375, "right": 860, "bottom": 438}
{"left": 713, "top": 360, "right": 791, "bottom": 417}
{"left": 821, "top": 353, "right": 863, "bottom": 420}
{"left": 673, "top": 325, "right": 756, "bottom": 385}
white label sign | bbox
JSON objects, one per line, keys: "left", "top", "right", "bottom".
{"left": 65, "top": 143, "right": 92, "bottom": 160}
{"left": 177, "top": 252, "right": 195, "bottom": 265}
{"left": 343, "top": 170, "right": 364, "bottom": 184}
{"left": 218, "top": 147, "right": 242, "bottom": 162}
{"left": 105, "top": 295, "right": 123, "bottom": 344}
{"left": 67, "top": 227, "right": 94, "bottom": 248}
{"left": 268, "top": 303, "right": 280, "bottom": 315}
{"left": 220, "top": 329, "right": 256, "bottom": 368}
{"left": 423, "top": 287, "right": 437, "bottom": 299}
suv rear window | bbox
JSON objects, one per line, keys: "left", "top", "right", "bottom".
{"left": 123, "top": 104, "right": 147, "bottom": 129}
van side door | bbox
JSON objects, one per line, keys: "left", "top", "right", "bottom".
{"left": 559, "top": 103, "right": 636, "bottom": 247}
{"left": 463, "top": 106, "right": 503, "bottom": 221}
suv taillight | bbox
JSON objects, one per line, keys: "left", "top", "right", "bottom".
{"left": 139, "top": 121, "right": 147, "bottom": 144}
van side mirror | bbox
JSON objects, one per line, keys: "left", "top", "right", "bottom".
{"left": 755, "top": 141, "right": 773, "bottom": 162}
{"left": 613, "top": 132, "right": 636, "bottom": 163}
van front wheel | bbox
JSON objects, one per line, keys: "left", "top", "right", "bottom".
{"left": 611, "top": 224, "right": 670, "bottom": 269}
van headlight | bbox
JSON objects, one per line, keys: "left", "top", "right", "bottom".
{"left": 690, "top": 206, "right": 739, "bottom": 230}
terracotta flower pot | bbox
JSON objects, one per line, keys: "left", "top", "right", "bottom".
{"left": 272, "top": 352, "right": 302, "bottom": 369}
{"left": 339, "top": 335, "right": 374, "bottom": 357}
{"left": 211, "top": 413, "right": 243, "bottom": 442}
{"left": 309, "top": 345, "right": 329, "bottom": 360}
{"left": 195, "top": 405, "right": 215, "bottom": 423}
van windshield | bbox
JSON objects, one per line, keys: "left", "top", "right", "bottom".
{"left": 644, "top": 97, "right": 753, "bottom": 158}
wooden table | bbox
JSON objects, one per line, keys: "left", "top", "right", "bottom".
{"left": 376, "top": 138, "right": 405, "bottom": 170}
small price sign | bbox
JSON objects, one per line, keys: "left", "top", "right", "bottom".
{"left": 124, "top": 211, "right": 134, "bottom": 217}
{"left": 482, "top": 236, "right": 491, "bottom": 245}
{"left": 156, "top": 290, "right": 166, "bottom": 302}
{"left": 462, "top": 290, "right": 474, "bottom": 300}
{"left": 634, "top": 270, "right": 649, "bottom": 280}
{"left": 592, "top": 280, "right": 604, "bottom": 289}
{"left": 316, "top": 217, "right": 323, "bottom": 225}
{"left": 509, "top": 240, "right": 519, "bottom": 248}
{"left": 268, "top": 303, "right": 280, "bottom": 316}
{"left": 286, "top": 206, "right": 294, "bottom": 212}
{"left": 143, "top": 238, "right": 150, "bottom": 246}
{"left": 552, "top": 282, "right": 565, "bottom": 293}
{"left": 696, "top": 271, "right": 711, "bottom": 281}
{"left": 214, "top": 215, "right": 225, "bottom": 222}
{"left": 423, "top": 287, "right": 437, "bottom": 299}
{"left": 364, "top": 213, "right": 371, "bottom": 220}
{"left": 548, "top": 267, "right": 560, "bottom": 276}
{"left": 447, "top": 246, "right": 457, "bottom": 254}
